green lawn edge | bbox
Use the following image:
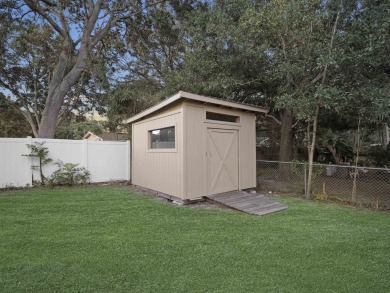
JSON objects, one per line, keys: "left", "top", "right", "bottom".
{"left": 1, "top": 186, "right": 389, "bottom": 293}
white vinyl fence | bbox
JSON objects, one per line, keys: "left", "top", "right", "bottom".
{"left": 0, "top": 137, "right": 131, "bottom": 188}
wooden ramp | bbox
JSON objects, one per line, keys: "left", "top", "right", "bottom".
{"left": 207, "top": 190, "right": 288, "bottom": 216}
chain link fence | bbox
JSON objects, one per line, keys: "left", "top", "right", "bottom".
{"left": 257, "top": 160, "right": 390, "bottom": 209}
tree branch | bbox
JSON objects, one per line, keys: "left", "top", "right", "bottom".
{"left": 2, "top": 93, "right": 39, "bottom": 137}
{"left": 84, "top": 0, "right": 103, "bottom": 38}
{"left": 321, "top": 3, "right": 341, "bottom": 85}
{"left": 90, "top": 0, "right": 168, "bottom": 49}
{"left": 291, "top": 120, "right": 300, "bottom": 129}
{"left": 40, "top": 0, "right": 56, "bottom": 7}
{"left": 56, "top": 2, "right": 72, "bottom": 40}
{"left": 310, "top": 71, "right": 324, "bottom": 84}
{"left": 266, "top": 114, "right": 282, "bottom": 125}
{"left": 24, "top": 0, "right": 67, "bottom": 39}
{"left": 33, "top": 78, "right": 41, "bottom": 126}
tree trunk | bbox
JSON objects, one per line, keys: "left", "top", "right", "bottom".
{"left": 277, "top": 109, "right": 294, "bottom": 177}
{"left": 326, "top": 145, "right": 342, "bottom": 164}
{"left": 37, "top": 40, "right": 87, "bottom": 138}
{"left": 38, "top": 94, "right": 64, "bottom": 138}
{"left": 383, "top": 124, "right": 389, "bottom": 149}
{"left": 278, "top": 109, "right": 294, "bottom": 162}
{"left": 306, "top": 104, "right": 319, "bottom": 199}
{"left": 305, "top": 1, "right": 340, "bottom": 198}
{"left": 351, "top": 116, "right": 362, "bottom": 202}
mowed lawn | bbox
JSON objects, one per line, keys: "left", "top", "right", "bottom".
{"left": 0, "top": 187, "right": 389, "bottom": 293}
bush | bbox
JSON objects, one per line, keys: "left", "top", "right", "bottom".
{"left": 49, "top": 161, "right": 90, "bottom": 186}
{"left": 367, "top": 144, "right": 390, "bottom": 167}
{"left": 23, "top": 141, "right": 52, "bottom": 186}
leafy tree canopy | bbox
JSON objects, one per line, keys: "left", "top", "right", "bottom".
{"left": 55, "top": 115, "right": 104, "bottom": 140}
{"left": 0, "top": 93, "right": 32, "bottom": 137}
{"left": 0, "top": 0, "right": 165, "bottom": 138}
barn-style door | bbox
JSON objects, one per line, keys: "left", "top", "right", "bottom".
{"left": 207, "top": 129, "right": 239, "bottom": 195}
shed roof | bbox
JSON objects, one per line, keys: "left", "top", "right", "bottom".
{"left": 123, "top": 91, "right": 268, "bottom": 124}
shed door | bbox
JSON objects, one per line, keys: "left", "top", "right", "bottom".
{"left": 207, "top": 128, "right": 239, "bottom": 195}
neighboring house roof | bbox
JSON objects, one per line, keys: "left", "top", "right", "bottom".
{"left": 82, "top": 131, "right": 103, "bottom": 141}
{"left": 123, "top": 91, "right": 268, "bottom": 124}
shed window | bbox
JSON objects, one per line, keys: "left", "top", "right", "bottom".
{"left": 149, "top": 126, "right": 175, "bottom": 149}
{"left": 206, "top": 111, "right": 240, "bottom": 123}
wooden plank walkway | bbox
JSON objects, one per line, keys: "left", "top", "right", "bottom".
{"left": 207, "top": 190, "right": 288, "bottom": 216}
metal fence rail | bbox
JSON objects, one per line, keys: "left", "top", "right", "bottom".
{"left": 257, "top": 160, "right": 390, "bottom": 209}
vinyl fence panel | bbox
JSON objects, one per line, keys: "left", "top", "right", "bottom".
{"left": 86, "top": 140, "right": 131, "bottom": 182}
{"left": 0, "top": 138, "right": 32, "bottom": 188}
{"left": 0, "top": 137, "right": 131, "bottom": 188}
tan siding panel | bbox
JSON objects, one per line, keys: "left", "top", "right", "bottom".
{"left": 239, "top": 114, "right": 256, "bottom": 189}
{"left": 140, "top": 101, "right": 183, "bottom": 122}
{"left": 184, "top": 104, "right": 206, "bottom": 199}
{"left": 132, "top": 109, "right": 183, "bottom": 198}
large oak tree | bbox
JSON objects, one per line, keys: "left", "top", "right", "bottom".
{"left": 1, "top": 0, "right": 164, "bottom": 138}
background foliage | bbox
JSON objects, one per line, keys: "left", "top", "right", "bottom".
{"left": 0, "top": 0, "right": 389, "bottom": 167}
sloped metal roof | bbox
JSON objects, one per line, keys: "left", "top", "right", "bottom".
{"left": 123, "top": 91, "right": 268, "bottom": 124}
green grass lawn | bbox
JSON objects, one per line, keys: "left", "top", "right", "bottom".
{"left": 0, "top": 187, "right": 389, "bottom": 293}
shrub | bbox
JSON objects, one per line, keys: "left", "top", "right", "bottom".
{"left": 23, "top": 142, "right": 52, "bottom": 185}
{"left": 49, "top": 161, "right": 90, "bottom": 186}
{"left": 367, "top": 144, "right": 390, "bottom": 167}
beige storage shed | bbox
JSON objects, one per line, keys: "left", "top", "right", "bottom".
{"left": 123, "top": 91, "right": 267, "bottom": 202}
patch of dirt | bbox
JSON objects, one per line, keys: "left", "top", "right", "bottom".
{"left": 121, "top": 184, "right": 234, "bottom": 211}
